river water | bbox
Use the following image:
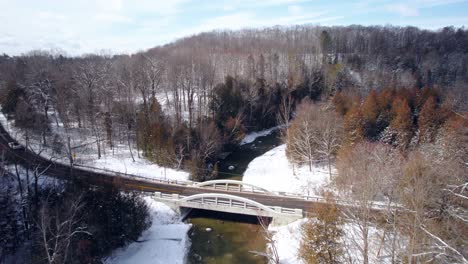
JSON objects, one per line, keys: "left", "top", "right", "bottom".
{"left": 186, "top": 132, "right": 281, "bottom": 264}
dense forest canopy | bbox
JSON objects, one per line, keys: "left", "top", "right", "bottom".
{"left": 0, "top": 24, "right": 467, "bottom": 264}
{"left": 0, "top": 24, "right": 467, "bottom": 181}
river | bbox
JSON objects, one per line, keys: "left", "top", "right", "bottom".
{"left": 186, "top": 132, "right": 281, "bottom": 264}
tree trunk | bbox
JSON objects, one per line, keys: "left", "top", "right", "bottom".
{"left": 363, "top": 226, "right": 369, "bottom": 264}
{"left": 97, "top": 138, "right": 101, "bottom": 159}
{"left": 128, "top": 130, "right": 135, "bottom": 162}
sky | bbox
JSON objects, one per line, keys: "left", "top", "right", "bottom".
{"left": 0, "top": 0, "right": 467, "bottom": 56}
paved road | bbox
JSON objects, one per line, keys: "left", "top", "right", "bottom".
{"left": 0, "top": 121, "right": 395, "bottom": 218}
{"left": 0, "top": 121, "right": 327, "bottom": 212}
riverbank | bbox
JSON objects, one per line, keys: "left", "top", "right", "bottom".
{"left": 242, "top": 143, "right": 406, "bottom": 264}
{"left": 243, "top": 144, "right": 332, "bottom": 196}
{"left": 103, "top": 197, "right": 191, "bottom": 264}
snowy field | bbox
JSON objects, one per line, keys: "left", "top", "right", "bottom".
{"left": 104, "top": 197, "right": 191, "bottom": 264}
{"left": 243, "top": 144, "right": 332, "bottom": 196}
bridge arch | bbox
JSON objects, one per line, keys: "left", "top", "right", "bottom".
{"left": 180, "top": 193, "right": 278, "bottom": 215}
{"left": 193, "top": 180, "right": 276, "bottom": 195}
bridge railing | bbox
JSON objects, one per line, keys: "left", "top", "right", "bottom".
{"left": 63, "top": 163, "right": 406, "bottom": 212}
{"left": 73, "top": 163, "right": 193, "bottom": 186}
{"left": 274, "top": 190, "right": 404, "bottom": 211}
{"left": 151, "top": 191, "right": 303, "bottom": 217}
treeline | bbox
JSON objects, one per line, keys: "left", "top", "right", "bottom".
{"left": 0, "top": 25, "right": 467, "bottom": 182}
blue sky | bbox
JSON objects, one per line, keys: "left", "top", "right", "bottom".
{"left": 0, "top": 0, "right": 467, "bottom": 55}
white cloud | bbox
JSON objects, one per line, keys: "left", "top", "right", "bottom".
{"left": 385, "top": 3, "right": 420, "bottom": 16}
{"left": 0, "top": 0, "right": 466, "bottom": 56}
{"left": 288, "top": 5, "right": 303, "bottom": 15}
{"left": 96, "top": 0, "right": 124, "bottom": 12}
{"left": 94, "top": 13, "right": 132, "bottom": 23}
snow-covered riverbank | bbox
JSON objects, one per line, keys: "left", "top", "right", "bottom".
{"left": 104, "top": 197, "right": 191, "bottom": 264}
{"left": 242, "top": 144, "right": 404, "bottom": 264}
{"left": 243, "top": 144, "right": 331, "bottom": 196}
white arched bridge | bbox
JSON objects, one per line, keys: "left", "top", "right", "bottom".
{"left": 152, "top": 191, "right": 303, "bottom": 226}
{"left": 193, "top": 179, "right": 277, "bottom": 194}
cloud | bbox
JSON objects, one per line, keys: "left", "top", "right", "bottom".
{"left": 383, "top": 0, "right": 467, "bottom": 17}
{"left": 0, "top": 0, "right": 466, "bottom": 56}
{"left": 288, "top": 5, "right": 303, "bottom": 15}
{"left": 385, "top": 3, "right": 420, "bottom": 16}
{"left": 96, "top": 0, "right": 124, "bottom": 12}
{"left": 94, "top": 13, "right": 132, "bottom": 23}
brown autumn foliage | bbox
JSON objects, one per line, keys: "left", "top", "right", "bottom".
{"left": 299, "top": 193, "right": 344, "bottom": 264}
{"left": 332, "top": 91, "right": 353, "bottom": 115}
{"left": 343, "top": 102, "right": 364, "bottom": 144}
{"left": 418, "top": 96, "right": 440, "bottom": 143}
{"left": 335, "top": 87, "right": 457, "bottom": 146}
{"left": 389, "top": 98, "right": 413, "bottom": 149}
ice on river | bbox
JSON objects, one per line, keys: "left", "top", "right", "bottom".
{"left": 240, "top": 126, "right": 282, "bottom": 145}
{"left": 103, "top": 197, "right": 191, "bottom": 264}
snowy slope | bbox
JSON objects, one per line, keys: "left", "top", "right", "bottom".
{"left": 243, "top": 143, "right": 405, "bottom": 264}
{"left": 0, "top": 108, "right": 190, "bottom": 182}
{"left": 103, "top": 197, "right": 191, "bottom": 264}
{"left": 242, "top": 144, "right": 331, "bottom": 196}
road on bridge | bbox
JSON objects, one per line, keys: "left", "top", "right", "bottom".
{"left": 0, "top": 121, "right": 326, "bottom": 214}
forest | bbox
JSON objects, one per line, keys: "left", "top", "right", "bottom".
{"left": 0, "top": 24, "right": 467, "bottom": 263}
{"left": 0, "top": 25, "right": 466, "bottom": 180}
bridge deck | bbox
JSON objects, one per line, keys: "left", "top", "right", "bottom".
{"left": 0, "top": 122, "right": 404, "bottom": 219}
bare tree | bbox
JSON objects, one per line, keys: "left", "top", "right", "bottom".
{"left": 335, "top": 142, "right": 401, "bottom": 264}
{"left": 37, "top": 192, "right": 91, "bottom": 264}
{"left": 276, "top": 93, "right": 293, "bottom": 135}
{"left": 286, "top": 100, "right": 317, "bottom": 171}
{"left": 286, "top": 100, "right": 343, "bottom": 177}
{"left": 250, "top": 216, "right": 280, "bottom": 264}
{"left": 73, "top": 56, "right": 110, "bottom": 159}
{"left": 313, "top": 105, "right": 343, "bottom": 179}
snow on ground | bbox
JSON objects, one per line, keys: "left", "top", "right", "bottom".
{"left": 269, "top": 219, "right": 306, "bottom": 264}
{"left": 0, "top": 108, "right": 189, "bottom": 182}
{"left": 104, "top": 197, "right": 191, "bottom": 264}
{"left": 4, "top": 164, "right": 65, "bottom": 188}
{"left": 242, "top": 144, "right": 331, "bottom": 196}
{"left": 243, "top": 143, "right": 405, "bottom": 264}
{"left": 82, "top": 149, "right": 189, "bottom": 181}
{"left": 240, "top": 126, "right": 282, "bottom": 145}
{"left": 269, "top": 219, "right": 404, "bottom": 264}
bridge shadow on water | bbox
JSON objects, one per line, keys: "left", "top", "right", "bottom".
{"left": 185, "top": 208, "right": 270, "bottom": 264}
{"left": 183, "top": 208, "right": 272, "bottom": 225}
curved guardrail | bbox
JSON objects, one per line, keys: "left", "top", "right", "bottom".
{"left": 193, "top": 179, "right": 277, "bottom": 195}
